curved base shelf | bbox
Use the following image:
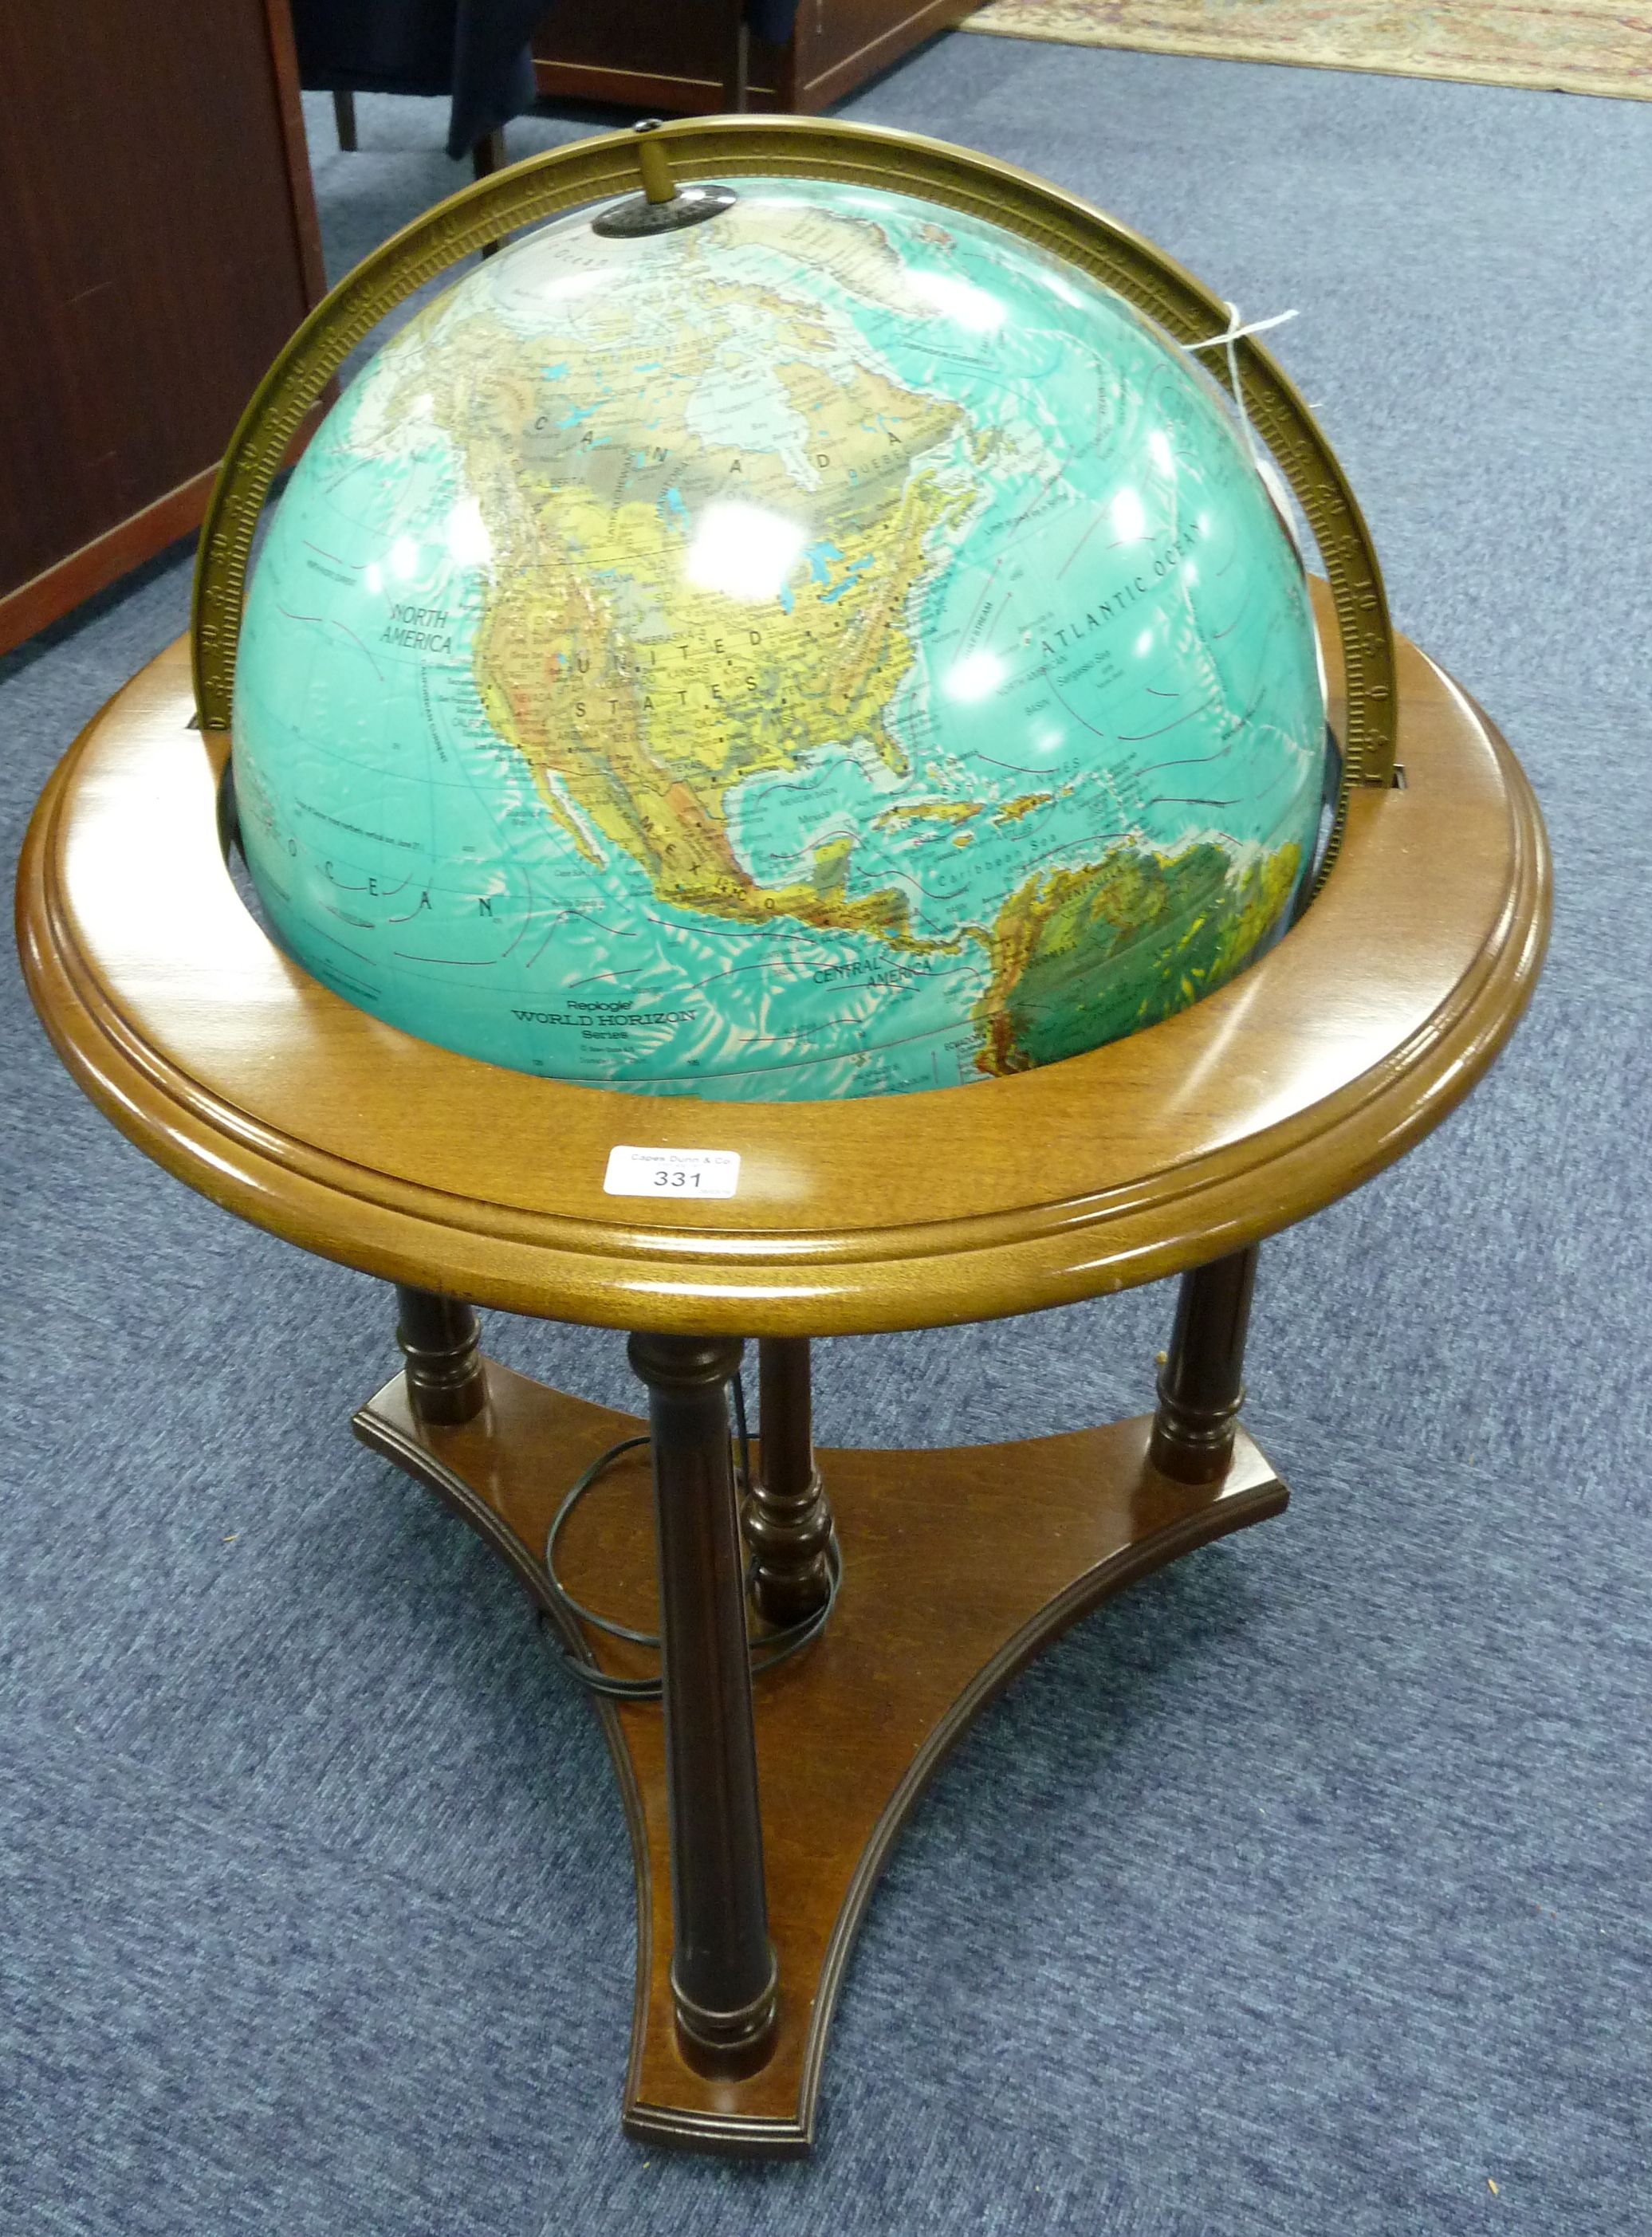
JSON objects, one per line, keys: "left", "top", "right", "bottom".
{"left": 354, "top": 1359, "right": 1286, "bottom": 2153}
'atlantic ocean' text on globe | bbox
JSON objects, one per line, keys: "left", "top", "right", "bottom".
{"left": 233, "top": 178, "right": 1328, "bottom": 1099}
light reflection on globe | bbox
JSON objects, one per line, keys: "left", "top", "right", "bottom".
{"left": 232, "top": 176, "right": 1328, "bottom": 1100}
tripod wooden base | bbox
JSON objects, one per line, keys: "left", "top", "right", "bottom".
{"left": 353, "top": 1356, "right": 1286, "bottom": 2154}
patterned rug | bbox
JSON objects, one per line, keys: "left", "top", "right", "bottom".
{"left": 963, "top": 1, "right": 1651, "bottom": 101}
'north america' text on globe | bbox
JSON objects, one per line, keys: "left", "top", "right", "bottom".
{"left": 233, "top": 177, "right": 1328, "bottom": 1099}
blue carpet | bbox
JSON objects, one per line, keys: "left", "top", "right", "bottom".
{"left": 5, "top": 40, "right": 1650, "bottom": 2237}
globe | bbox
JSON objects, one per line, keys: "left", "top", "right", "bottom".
{"left": 232, "top": 171, "right": 1328, "bottom": 1101}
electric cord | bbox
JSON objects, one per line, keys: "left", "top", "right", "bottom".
{"left": 534, "top": 1376, "right": 840, "bottom": 1700}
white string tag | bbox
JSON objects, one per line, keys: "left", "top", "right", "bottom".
{"left": 1182, "top": 301, "right": 1299, "bottom": 469}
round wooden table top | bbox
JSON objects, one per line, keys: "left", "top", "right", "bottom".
{"left": 17, "top": 594, "right": 1549, "bottom": 1336}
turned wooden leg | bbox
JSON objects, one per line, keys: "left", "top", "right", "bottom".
{"left": 1148, "top": 1245, "right": 1259, "bottom": 1484}
{"left": 628, "top": 1331, "right": 778, "bottom": 2067}
{"left": 745, "top": 1338, "right": 834, "bottom": 1626}
{"left": 723, "top": 0, "right": 750, "bottom": 110}
{"left": 395, "top": 1284, "right": 486, "bottom": 1427}
{"left": 472, "top": 128, "right": 506, "bottom": 257}
{"left": 332, "top": 88, "right": 358, "bottom": 151}
{"left": 471, "top": 127, "right": 506, "bottom": 179}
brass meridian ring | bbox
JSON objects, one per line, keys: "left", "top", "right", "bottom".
{"left": 189, "top": 113, "right": 1397, "bottom": 888}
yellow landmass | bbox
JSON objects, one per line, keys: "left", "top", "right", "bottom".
{"left": 364, "top": 259, "right": 979, "bottom": 938}
{"left": 871, "top": 788, "right": 1052, "bottom": 835}
{"left": 995, "top": 790, "right": 1055, "bottom": 825}
{"left": 707, "top": 199, "right": 938, "bottom": 318}
{"left": 872, "top": 800, "right": 978, "bottom": 830}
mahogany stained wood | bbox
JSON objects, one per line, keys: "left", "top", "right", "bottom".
{"left": 395, "top": 1284, "right": 488, "bottom": 1425}
{"left": 0, "top": 466, "right": 221, "bottom": 662}
{"left": 530, "top": 0, "right": 982, "bottom": 117}
{"left": 353, "top": 1354, "right": 1287, "bottom": 2152}
{"left": 627, "top": 1332, "right": 780, "bottom": 2061}
{"left": 0, "top": 0, "right": 325, "bottom": 654}
{"left": 14, "top": 588, "right": 1551, "bottom": 2152}
{"left": 747, "top": 1338, "right": 835, "bottom": 1624}
{"left": 15, "top": 588, "right": 1551, "bottom": 1339}
{"left": 1150, "top": 1245, "right": 1259, "bottom": 1484}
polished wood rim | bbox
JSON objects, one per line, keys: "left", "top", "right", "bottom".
{"left": 14, "top": 595, "right": 1549, "bottom": 1337}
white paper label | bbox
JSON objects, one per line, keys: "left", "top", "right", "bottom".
{"left": 603, "top": 1145, "right": 741, "bottom": 1200}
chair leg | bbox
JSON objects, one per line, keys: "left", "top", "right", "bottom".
{"left": 723, "top": 1, "right": 750, "bottom": 111}
{"left": 473, "top": 128, "right": 506, "bottom": 257}
{"left": 332, "top": 88, "right": 358, "bottom": 152}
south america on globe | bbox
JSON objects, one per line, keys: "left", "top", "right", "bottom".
{"left": 233, "top": 175, "right": 1328, "bottom": 1100}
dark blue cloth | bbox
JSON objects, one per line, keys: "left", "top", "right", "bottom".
{"left": 294, "top": 4, "right": 806, "bottom": 159}
{"left": 747, "top": 0, "right": 803, "bottom": 40}
{"left": 290, "top": 0, "right": 544, "bottom": 159}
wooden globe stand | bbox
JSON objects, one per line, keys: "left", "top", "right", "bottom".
{"left": 18, "top": 588, "right": 1549, "bottom": 2152}
{"left": 16, "top": 115, "right": 1551, "bottom": 2159}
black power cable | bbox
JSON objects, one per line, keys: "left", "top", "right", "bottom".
{"left": 535, "top": 1376, "right": 840, "bottom": 1701}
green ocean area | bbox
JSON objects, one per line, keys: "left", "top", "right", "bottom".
{"left": 233, "top": 178, "right": 1326, "bottom": 1100}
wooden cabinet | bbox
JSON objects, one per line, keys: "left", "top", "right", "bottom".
{"left": 532, "top": 0, "right": 981, "bottom": 116}
{"left": 0, "top": 1, "right": 325, "bottom": 655}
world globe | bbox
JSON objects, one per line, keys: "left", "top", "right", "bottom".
{"left": 232, "top": 169, "right": 1329, "bottom": 1102}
